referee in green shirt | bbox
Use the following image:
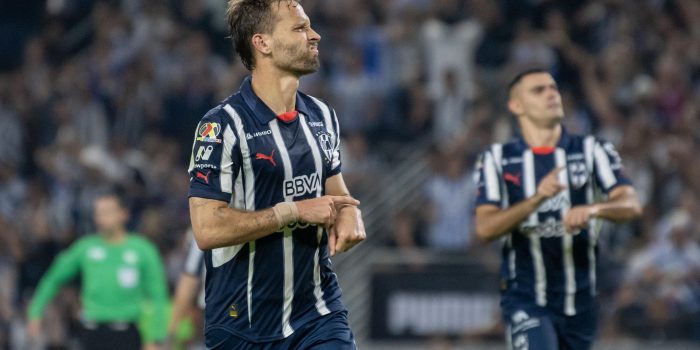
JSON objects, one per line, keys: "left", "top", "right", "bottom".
{"left": 27, "top": 193, "right": 168, "bottom": 349}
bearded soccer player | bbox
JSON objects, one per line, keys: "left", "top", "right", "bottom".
{"left": 187, "top": 1, "right": 365, "bottom": 349}
{"left": 473, "top": 69, "right": 641, "bottom": 350}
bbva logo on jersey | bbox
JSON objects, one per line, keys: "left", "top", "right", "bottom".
{"left": 284, "top": 173, "right": 321, "bottom": 197}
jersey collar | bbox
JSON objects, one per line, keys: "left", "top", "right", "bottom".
{"left": 239, "top": 76, "right": 311, "bottom": 124}
{"left": 515, "top": 126, "right": 572, "bottom": 152}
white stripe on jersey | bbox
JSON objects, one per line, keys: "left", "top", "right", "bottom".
{"left": 270, "top": 119, "right": 296, "bottom": 337}
{"left": 483, "top": 151, "right": 501, "bottom": 202}
{"left": 583, "top": 136, "right": 597, "bottom": 296}
{"left": 522, "top": 150, "right": 538, "bottom": 227}
{"left": 593, "top": 142, "right": 616, "bottom": 189}
{"left": 556, "top": 148, "right": 576, "bottom": 316}
{"left": 224, "top": 105, "right": 256, "bottom": 210}
{"left": 299, "top": 115, "right": 331, "bottom": 316}
{"left": 308, "top": 97, "right": 340, "bottom": 170}
{"left": 219, "top": 125, "right": 236, "bottom": 194}
{"left": 522, "top": 149, "right": 546, "bottom": 306}
{"left": 209, "top": 110, "right": 246, "bottom": 268}
{"left": 223, "top": 104, "right": 256, "bottom": 327}
{"left": 529, "top": 236, "right": 547, "bottom": 306}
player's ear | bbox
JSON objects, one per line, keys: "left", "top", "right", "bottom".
{"left": 251, "top": 33, "right": 272, "bottom": 55}
{"left": 508, "top": 98, "right": 522, "bottom": 116}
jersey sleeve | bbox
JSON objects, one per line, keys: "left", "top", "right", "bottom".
{"left": 592, "top": 138, "right": 632, "bottom": 194}
{"left": 474, "top": 148, "right": 504, "bottom": 207}
{"left": 188, "top": 110, "right": 241, "bottom": 203}
{"left": 28, "top": 239, "right": 85, "bottom": 319}
{"left": 140, "top": 239, "right": 169, "bottom": 343}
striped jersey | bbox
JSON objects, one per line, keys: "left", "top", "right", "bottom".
{"left": 474, "top": 129, "right": 631, "bottom": 316}
{"left": 182, "top": 234, "right": 206, "bottom": 309}
{"left": 187, "top": 77, "right": 345, "bottom": 342}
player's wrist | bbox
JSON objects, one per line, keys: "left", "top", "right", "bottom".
{"left": 272, "top": 202, "right": 299, "bottom": 226}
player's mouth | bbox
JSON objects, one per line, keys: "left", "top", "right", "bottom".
{"left": 310, "top": 45, "right": 319, "bottom": 55}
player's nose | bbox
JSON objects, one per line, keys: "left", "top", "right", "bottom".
{"left": 308, "top": 27, "right": 321, "bottom": 42}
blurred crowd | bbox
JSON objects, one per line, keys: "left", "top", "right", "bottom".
{"left": 1, "top": 0, "right": 699, "bottom": 347}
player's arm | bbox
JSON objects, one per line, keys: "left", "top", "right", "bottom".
{"left": 27, "top": 240, "right": 84, "bottom": 337}
{"left": 564, "top": 185, "right": 641, "bottom": 232}
{"left": 325, "top": 173, "right": 365, "bottom": 256}
{"left": 190, "top": 195, "right": 359, "bottom": 249}
{"left": 168, "top": 273, "right": 199, "bottom": 338}
{"left": 475, "top": 167, "right": 566, "bottom": 242}
{"left": 565, "top": 140, "right": 642, "bottom": 232}
{"left": 141, "top": 241, "right": 169, "bottom": 346}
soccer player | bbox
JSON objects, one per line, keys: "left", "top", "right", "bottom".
{"left": 187, "top": 1, "right": 365, "bottom": 349}
{"left": 27, "top": 193, "right": 168, "bottom": 349}
{"left": 474, "top": 68, "right": 642, "bottom": 350}
{"left": 167, "top": 235, "right": 206, "bottom": 348}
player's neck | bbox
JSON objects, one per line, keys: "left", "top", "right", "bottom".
{"left": 521, "top": 122, "right": 561, "bottom": 148}
{"left": 101, "top": 229, "right": 127, "bottom": 244}
{"left": 250, "top": 69, "right": 299, "bottom": 115}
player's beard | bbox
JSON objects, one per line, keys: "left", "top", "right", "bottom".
{"left": 274, "top": 41, "right": 320, "bottom": 76}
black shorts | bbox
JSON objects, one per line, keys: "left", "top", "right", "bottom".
{"left": 79, "top": 321, "right": 141, "bottom": 350}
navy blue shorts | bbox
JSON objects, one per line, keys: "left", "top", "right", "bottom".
{"left": 503, "top": 303, "right": 598, "bottom": 350}
{"left": 205, "top": 311, "right": 356, "bottom": 350}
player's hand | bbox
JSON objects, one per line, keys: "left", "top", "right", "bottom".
{"left": 536, "top": 166, "right": 567, "bottom": 199}
{"left": 296, "top": 195, "right": 360, "bottom": 229}
{"left": 329, "top": 207, "right": 365, "bottom": 256}
{"left": 564, "top": 205, "right": 598, "bottom": 233}
{"left": 26, "top": 318, "right": 41, "bottom": 341}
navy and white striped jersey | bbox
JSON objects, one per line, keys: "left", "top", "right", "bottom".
{"left": 474, "top": 130, "right": 631, "bottom": 316}
{"left": 183, "top": 235, "right": 206, "bottom": 309}
{"left": 187, "top": 77, "right": 344, "bottom": 342}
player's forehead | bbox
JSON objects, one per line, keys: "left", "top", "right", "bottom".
{"left": 519, "top": 72, "right": 555, "bottom": 89}
{"left": 271, "top": 1, "right": 308, "bottom": 26}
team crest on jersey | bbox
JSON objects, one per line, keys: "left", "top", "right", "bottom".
{"left": 568, "top": 161, "right": 588, "bottom": 189}
{"left": 197, "top": 122, "right": 222, "bottom": 143}
{"left": 316, "top": 131, "right": 334, "bottom": 163}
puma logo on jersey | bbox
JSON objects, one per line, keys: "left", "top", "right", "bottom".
{"left": 196, "top": 170, "right": 211, "bottom": 184}
{"left": 504, "top": 172, "right": 521, "bottom": 186}
{"left": 284, "top": 173, "right": 321, "bottom": 197}
{"left": 256, "top": 150, "right": 276, "bottom": 166}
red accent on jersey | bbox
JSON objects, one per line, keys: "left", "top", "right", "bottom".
{"left": 196, "top": 170, "right": 210, "bottom": 184}
{"left": 504, "top": 172, "right": 521, "bottom": 186}
{"left": 255, "top": 149, "right": 277, "bottom": 166}
{"left": 277, "top": 110, "right": 298, "bottom": 122}
{"left": 532, "top": 146, "right": 555, "bottom": 155}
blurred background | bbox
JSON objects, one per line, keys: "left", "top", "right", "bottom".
{"left": 1, "top": 0, "right": 699, "bottom": 349}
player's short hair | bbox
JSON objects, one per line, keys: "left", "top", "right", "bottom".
{"left": 226, "top": 0, "right": 300, "bottom": 71}
{"left": 95, "top": 189, "right": 130, "bottom": 210}
{"left": 507, "top": 68, "right": 550, "bottom": 96}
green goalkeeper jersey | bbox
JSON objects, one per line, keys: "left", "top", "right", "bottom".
{"left": 28, "top": 233, "right": 168, "bottom": 342}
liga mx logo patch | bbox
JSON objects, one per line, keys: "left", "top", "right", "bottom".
{"left": 316, "top": 131, "right": 334, "bottom": 163}
{"left": 197, "top": 122, "right": 222, "bottom": 143}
